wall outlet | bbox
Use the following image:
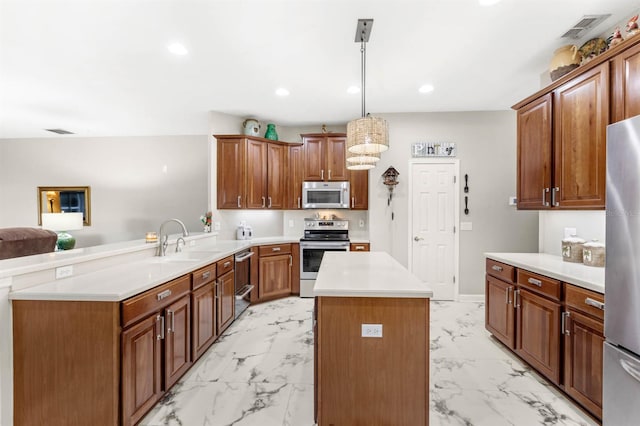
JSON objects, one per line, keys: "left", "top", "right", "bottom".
{"left": 214, "top": 221, "right": 221, "bottom": 231}
{"left": 508, "top": 196, "right": 517, "bottom": 206}
{"left": 289, "top": 219, "right": 295, "bottom": 228}
{"left": 564, "top": 227, "right": 577, "bottom": 238}
{"left": 359, "top": 219, "right": 365, "bottom": 228}
{"left": 55, "top": 265, "right": 73, "bottom": 279}
{"left": 460, "top": 222, "right": 473, "bottom": 231}
{"left": 361, "top": 324, "right": 383, "bottom": 338}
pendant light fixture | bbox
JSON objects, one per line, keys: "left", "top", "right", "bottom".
{"left": 346, "top": 19, "right": 389, "bottom": 171}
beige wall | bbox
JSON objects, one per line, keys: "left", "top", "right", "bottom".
{"left": 368, "top": 111, "right": 539, "bottom": 295}
{"left": 0, "top": 135, "right": 208, "bottom": 247}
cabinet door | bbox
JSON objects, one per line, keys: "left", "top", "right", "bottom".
{"left": 612, "top": 41, "right": 640, "bottom": 123}
{"left": 516, "top": 94, "right": 553, "bottom": 209}
{"left": 304, "top": 137, "right": 325, "bottom": 181}
{"left": 553, "top": 63, "right": 608, "bottom": 209}
{"left": 515, "top": 288, "right": 561, "bottom": 384}
{"left": 217, "top": 138, "right": 246, "bottom": 209}
{"left": 164, "top": 295, "right": 191, "bottom": 390}
{"left": 291, "top": 243, "right": 301, "bottom": 295}
{"left": 267, "top": 143, "right": 286, "bottom": 209}
{"left": 217, "top": 270, "right": 235, "bottom": 334}
{"left": 485, "top": 275, "right": 515, "bottom": 349}
{"left": 259, "top": 253, "right": 292, "bottom": 299}
{"left": 288, "top": 145, "right": 305, "bottom": 209}
{"left": 563, "top": 309, "right": 604, "bottom": 419}
{"left": 350, "top": 242, "right": 370, "bottom": 252}
{"left": 122, "top": 314, "right": 162, "bottom": 426}
{"left": 192, "top": 283, "right": 217, "bottom": 361}
{"left": 246, "top": 139, "right": 268, "bottom": 209}
{"left": 326, "top": 136, "right": 348, "bottom": 181}
{"left": 349, "top": 169, "right": 369, "bottom": 209}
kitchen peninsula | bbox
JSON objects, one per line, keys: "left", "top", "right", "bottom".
{"left": 313, "top": 251, "right": 433, "bottom": 426}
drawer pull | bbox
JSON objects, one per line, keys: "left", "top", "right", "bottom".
{"left": 355, "top": 245, "right": 365, "bottom": 251}
{"left": 272, "top": 247, "right": 281, "bottom": 252}
{"left": 506, "top": 287, "right": 511, "bottom": 305}
{"left": 527, "top": 277, "right": 542, "bottom": 287}
{"left": 224, "top": 261, "right": 231, "bottom": 268}
{"left": 585, "top": 297, "right": 605, "bottom": 310}
{"left": 157, "top": 289, "right": 172, "bottom": 301}
{"left": 491, "top": 265, "right": 503, "bottom": 272}
{"left": 202, "top": 271, "right": 211, "bottom": 280}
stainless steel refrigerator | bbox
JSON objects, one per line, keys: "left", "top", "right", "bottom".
{"left": 604, "top": 114, "right": 640, "bottom": 425}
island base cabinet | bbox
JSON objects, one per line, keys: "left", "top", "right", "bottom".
{"left": 316, "top": 297, "right": 430, "bottom": 426}
{"left": 12, "top": 300, "right": 120, "bottom": 426}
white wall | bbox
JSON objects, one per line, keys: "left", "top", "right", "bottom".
{"left": 539, "top": 210, "right": 606, "bottom": 256}
{"left": 369, "top": 111, "right": 539, "bottom": 295}
{"left": 0, "top": 135, "right": 208, "bottom": 247}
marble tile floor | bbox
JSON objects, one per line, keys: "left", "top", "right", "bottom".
{"left": 140, "top": 297, "right": 598, "bottom": 426}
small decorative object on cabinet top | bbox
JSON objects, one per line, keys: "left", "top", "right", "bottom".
{"left": 608, "top": 27, "right": 624, "bottom": 49}
{"left": 242, "top": 119, "right": 261, "bottom": 137}
{"left": 412, "top": 142, "right": 456, "bottom": 157}
{"left": 264, "top": 123, "right": 278, "bottom": 141}
{"left": 578, "top": 38, "right": 607, "bottom": 65}
{"left": 549, "top": 44, "right": 581, "bottom": 81}
{"left": 627, "top": 14, "right": 639, "bottom": 38}
{"left": 200, "top": 211, "right": 212, "bottom": 233}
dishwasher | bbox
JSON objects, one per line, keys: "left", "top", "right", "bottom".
{"left": 234, "top": 249, "right": 254, "bottom": 318}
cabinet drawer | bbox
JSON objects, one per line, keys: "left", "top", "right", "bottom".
{"left": 259, "top": 243, "right": 291, "bottom": 257}
{"left": 565, "top": 284, "right": 605, "bottom": 321}
{"left": 350, "top": 243, "right": 370, "bottom": 252}
{"left": 217, "top": 255, "right": 234, "bottom": 276}
{"left": 486, "top": 259, "right": 515, "bottom": 283}
{"left": 192, "top": 263, "right": 217, "bottom": 291}
{"left": 122, "top": 275, "right": 191, "bottom": 328}
{"left": 517, "top": 269, "right": 561, "bottom": 301}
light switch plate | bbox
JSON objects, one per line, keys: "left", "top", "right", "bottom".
{"left": 289, "top": 219, "right": 295, "bottom": 228}
{"left": 460, "top": 222, "right": 473, "bottom": 231}
{"left": 214, "top": 222, "right": 221, "bottom": 231}
{"left": 359, "top": 219, "right": 365, "bottom": 228}
{"left": 564, "top": 227, "right": 577, "bottom": 238}
{"left": 509, "top": 196, "right": 517, "bottom": 206}
{"left": 362, "top": 324, "right": 383, "bottom": 338}
{"left": 55, "top": 265, "right": 73, "bottom": 279}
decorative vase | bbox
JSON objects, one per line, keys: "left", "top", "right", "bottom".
{"left": 549, "top": 45, "right": 581, "bottom": 82}
{"left": 242, "top": 119, "right": 261, "bottom": 136}
{"left": 264, "top": 123, "right": 278, "bottom": 141}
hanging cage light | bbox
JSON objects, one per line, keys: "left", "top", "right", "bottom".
{"left": 346, "top": 19, "right": 389, "bottom": 170}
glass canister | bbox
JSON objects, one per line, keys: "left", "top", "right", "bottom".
{"left": 264, "top": 123, "right": 278, "bottom": 141}
{"left": 562, "top": 235, "right": 586, "bottom": 263}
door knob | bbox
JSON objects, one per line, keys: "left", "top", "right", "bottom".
{"left": 414, "top": 236, "right": 424, "bottom": 241}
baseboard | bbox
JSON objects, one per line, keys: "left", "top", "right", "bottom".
{"left": 457, "top": 294, "right": 485, "bottom": 302}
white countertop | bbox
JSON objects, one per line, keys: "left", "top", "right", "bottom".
{"left": 485, "top": 252, "right": 605, "bottom": 294}
{"left": 313, "top": 251, "right": 433, "bottom": 298}
{"left": 9, "top": 236, "right": 299, "bottom": 302}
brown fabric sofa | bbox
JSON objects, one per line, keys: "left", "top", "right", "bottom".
{"left": 0, "top": 227, "right": 58, "bottom": 260}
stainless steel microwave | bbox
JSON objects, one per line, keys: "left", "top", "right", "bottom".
{"left": 302, "top": 181, "right": 350, "bottom": 209}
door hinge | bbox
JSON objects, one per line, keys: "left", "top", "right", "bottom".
{"left": 453, "top": 176, "right": 457, "bottom": 184}
{"left": 453, "top": 276, "right": 456, "bottom": 283}
{"left": 453, "top": 226, "right": 456, "bottom": 234}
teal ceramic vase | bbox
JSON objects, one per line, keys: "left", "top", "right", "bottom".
{"left": 264, "top": 123, "right": 278, "bottom": 141}
{"left": 56, "top": 231, "right": 76, "bottom": 250}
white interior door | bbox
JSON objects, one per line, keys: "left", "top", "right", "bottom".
{"left": 410, "top": 161, "right": 458, "bottom": 300}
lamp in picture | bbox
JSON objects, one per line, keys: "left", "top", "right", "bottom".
{"left": 346, "top": 19, "right": 389, "bottom": 170}
{"left": 41, "top": 212, "right": 83, "bottom": 250}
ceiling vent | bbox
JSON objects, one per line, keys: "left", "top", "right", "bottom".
{"left": 44, "top": 128, "right": 74, "bottom": 135}
{"left": 561, "top": 14, "right": 611, "bottom": 39}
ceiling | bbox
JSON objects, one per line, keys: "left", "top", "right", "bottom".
{"left": 0, "top": 0, "right": 637, "bottom": 139}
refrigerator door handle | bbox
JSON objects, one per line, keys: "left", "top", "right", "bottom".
{"left": 620, "top": 358, "right": 640, "bottom": 383}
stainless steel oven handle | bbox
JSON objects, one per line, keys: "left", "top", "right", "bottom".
{"left": 235, "top": 284, "right": 254, "bottom": 300}
{"left": 235, "top": 252, "right": 254, "bottom": 262}
{"left": 300, "top": 242, "right": 350, "bottom": 249}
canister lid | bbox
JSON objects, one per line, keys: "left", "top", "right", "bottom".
{"left": 562, "top": 235, "right": 586, "bottom": 243}
{"left": 583, "top": 239, "right": 605, "bottom": 248}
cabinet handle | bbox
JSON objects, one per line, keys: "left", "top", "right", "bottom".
{"left": 352, "top": 197, "right": 355, "bottom": 208}
{"left": 321, "top": 169, "right": 324, "bottom": 180}
{"left": 224, "top": 261, "right": 231, "bottom": 268}
{"left": 491, "top": 265, "right": 503, "bottom": 272}
{"left": 527, "top": 277, "right": 542, "bottom": 287}
{"left": 268, "top": 197, "right": 272, "bottom": 208}
{"left": 551, "top": 187, "right": 560, "bottom": 207}
{"left": 167, "top": 310, "right": 174, "bottom": 333}
{"left": 620, "top": 359, "right": 640, "bottom": 383}
{"left": 272, "top": 247, "right": 281, "bottom": 252}
{"left": 298, "top": 197, "right": 301, "bottom": 209}
{"left": 157, "top": 289, "right": 172, "bottom": 301}
{"left": 542, "top": 188, "right": 550, "bottom": 207}
{"left": 214, "top": 281, "right": 219, "bottom": 300}
{"left": 514, "top": 289, "right": 520, "bottom": 309}
{"left": 157, "top": 315, "right": 165, "bottom": 340}
{"left": 506, "top": 287, "right": 511, "bottom": 305}
{"left": 562, "top": 311, "right": 571, "bottom": 335}
{"left": 289, "top": 254, "right": 293, "bottom": 267}
{"left": 262, "top": 196, "right": 266, "bottom": 208}
{"left": 355, "top": 245, "right": 365, "bottom": 251}
{"left": 585, "top": 297, "right": 605, "bottom": 310}
{"left": 328, "top": 169, "right": 332, "bottom": 180}
{"left": 202, "top": 271, "right": 211, "bottom": 280}
{"left": 237, "top": 196, "right": 241, "bottom": 208}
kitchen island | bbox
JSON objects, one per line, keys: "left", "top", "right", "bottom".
{"left": 313, "top": 251, "right": 433, "bottom": 426}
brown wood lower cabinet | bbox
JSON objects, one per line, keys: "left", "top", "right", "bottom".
{"left": 192, "top": 282, "right": 218, "bottom": 360}
{"left": 485, "top": 274, "right": 515, "bottom": 348}
{"left": 164, "top": 295, "right": 192, "bottom": 390}
{"left": 258, "top": 243, "right": 293, "bottom": 300}
{"left": 350, "top": 242, "right": 370, "bottom": 252}
{"left": 217, "top": 269, "right": 235, "bottom": 334}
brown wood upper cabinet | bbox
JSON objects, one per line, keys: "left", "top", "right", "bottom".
{"left": 515, "top": 63, "right": 608, "bottom": 210}
{"left": 288, "top": 144, "right": 305, "bottom": 209}
{"left": 216, "top": 135, "right": 300, "bottom": 210}
{"left": 612, "top": 41, "right": 640, "bottom": 122}
{"left": 349, "top": 169, "right": 369, "bottom": 210}
{"left": 302, "top": 133, "right": 349, "bottom": 181}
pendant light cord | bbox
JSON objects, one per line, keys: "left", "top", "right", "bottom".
{"left": 360, "top": 34, "right": 366, "bottom": 118}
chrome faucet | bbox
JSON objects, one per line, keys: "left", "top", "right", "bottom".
{"left": 157, "top": 218, "right": 189, "bottom": 256}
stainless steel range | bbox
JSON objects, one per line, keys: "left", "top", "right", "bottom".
{"left": 300, "top": 218, "right": 349, "bottom": 297}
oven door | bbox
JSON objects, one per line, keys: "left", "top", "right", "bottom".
{"left": 300, "top": 241, "right": 350, "bottom": 279}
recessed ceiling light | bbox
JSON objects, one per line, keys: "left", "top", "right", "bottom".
{"left": 167, "top": 43, "right": 188, "bottom": 55}
{"left": 275, "top": 88, "right": 290, "bottom": 97}
{"left": 418, "top": 84, "right": 434, "bottom": 94}
{"left": 478, "top": 0, "right": 501, "bottom": 6}
{"left": 347, "top": 86, "right": 361, "bottom": 94}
